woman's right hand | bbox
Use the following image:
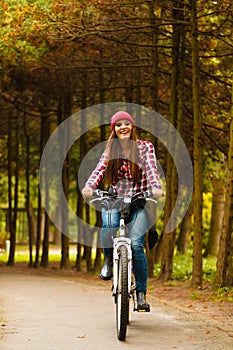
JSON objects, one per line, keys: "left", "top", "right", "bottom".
{"left": 152, "top": 188, "right": 164, "bottom": 198}
{"left": 82, "top": 188, "right": 94, "bottom": 198}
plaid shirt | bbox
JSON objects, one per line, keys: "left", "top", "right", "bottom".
{"left": 85, "top": 139, "right": 161, "bottom": 195}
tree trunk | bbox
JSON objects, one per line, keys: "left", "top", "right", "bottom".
{"left": 28, "top": 204, "right": 37, "bottom": 245}
{"left": 215, "top": 95, "right": 233, "bottom": 287}
{"left": 84, "top": 202, "right": 93, "bottom": 271}
{"left": 204, "top": 179, "right": 225, "bottom": 257}
{"left": 149, "top": 1, "right": 159, "bottom": 111}
{"left": 158, "top": 1, "right": 183, "bottom": 281}
{"left": 34, "top": 116, "right": 44, "bottom": 268}
{"left": 94, "top": 210, "right": 103, "bottom": 272}
{"left": 41, "top": 214, "right": 50, "bottom": 268}
{"left": 176, "top": 9, "right": 190, "bottom": 256}
{"left": 11, "top": 113, "right": 19, "bottom": 263}
{"left": 60, "top": 153, "right": 70, "bottom": 269}
{"left": 154, "top": 234, "right": 163, "bottom": 264}
{"left": 23, "top": 114, "right": 34, "bottom": 267}
{"left": 191, "top": 0, "right": 203, "bottom": 288}
{"left": 41, "top": 115, "right": 50, "bottom": 268}
{"left": 147, "top": 242, "right": 156, "bottom": 278}
{"left": 146, "top": 1, "right": 160, "bottom": 277}
{"left": 6, "top": 113, "right": 15, "bottom": 266}
{"left": 75, "top": 174, "right": 83, "bottom": 271}
{"left": 96, "top": 62, "right": 106, "bottom": 272}
{"left": 59, "top": 97, "right": 71, "bottom": 269}
{"left": 177, "top": 203, "right": 193, "bottom": 254}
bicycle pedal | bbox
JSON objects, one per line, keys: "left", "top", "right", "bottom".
{"left": 135, "top": 305, "right": 150, "bottom": 312}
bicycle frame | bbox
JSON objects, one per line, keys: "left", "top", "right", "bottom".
{"left": 90, "top": 189, "right": 156, "bottom": 340}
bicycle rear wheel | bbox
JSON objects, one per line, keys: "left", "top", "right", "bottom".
{"left": 116, "top": 245, "right": 129, "bottom": 341}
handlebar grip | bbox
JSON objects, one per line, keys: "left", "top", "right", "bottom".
{"left": 93, "top": 189, "right": 108, "bottom": 197}
{"left": 145, "top": 190, "right": 165, "bottom": 198}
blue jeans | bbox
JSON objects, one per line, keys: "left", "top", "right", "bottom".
{"left": 101, "top": 207, "right": 148, "bottom": 293}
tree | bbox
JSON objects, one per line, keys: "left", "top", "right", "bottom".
{"left": 40, "top": 115, "right": 51, "bottom": 268}
{"left": 215, "top": 89, "right": 233, "bottom": 287}
{"left": 6, "top": 112, "right": 14, "bottom": 266}
{"left": 158, "top": 0, "right": 186, "bottom": 281}
{"left": 177, "top": 203, "right": 193, "bottom": 254}
{"left": 204, "top": 177, "right": 225, "bottom": 257}
{"left": 190, "top": 0, "right": 203, "bottom": 288}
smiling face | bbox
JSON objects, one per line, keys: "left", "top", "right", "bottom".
{"left": 114, "top": 119, "right": 133, "bottom": 140}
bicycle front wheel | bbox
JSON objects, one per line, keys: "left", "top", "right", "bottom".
{"left": 116, "top": 245, "right": 129, "bottom": 341}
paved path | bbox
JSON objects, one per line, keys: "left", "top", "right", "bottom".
{"left": 0, "top": 271, "right": 232, "bottom": 350}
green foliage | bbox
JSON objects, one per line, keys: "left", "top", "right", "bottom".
{"left": 203, "top": 150, "right": 227, "bottom": 193}
{"left": 202, "top": 193, "right": 212, "bottom": 244}
{"left": 0, "top": 0, "right": 53, "bottom": 67}
{"left": 0, "top": 244, "right": 77, "bottom": 264}
{"left": 190, "top": 291, "right": 201, "bottom": 300}
{"left": 0, "top": 176, "right": 8, "bottom": 205}
{"left": 212, "top": 287, "right": 233, "bottom": 302}
{"left": 154, "top": 251, "right": 217, "bottom": 282}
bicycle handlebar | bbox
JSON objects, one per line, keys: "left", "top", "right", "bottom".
{"left": 90, "top": 189, "right": 158, "bottom": 205}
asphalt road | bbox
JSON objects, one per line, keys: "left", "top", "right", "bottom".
{"left": 0, "top": 271, "right": 232, "bottom": 350}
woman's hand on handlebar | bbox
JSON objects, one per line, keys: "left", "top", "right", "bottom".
{"left": 82, "top": 187, "right": 94, "bottom": 198}
{"left": 152, "top": 188, "right": 164, "bottom": 198}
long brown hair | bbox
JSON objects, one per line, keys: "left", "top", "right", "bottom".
{"left": 104, "top": 127, "right": 141, "bottom": 185}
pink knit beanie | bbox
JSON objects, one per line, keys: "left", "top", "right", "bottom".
{"left": 110, "top": 111, "right": 135, "bottom": 130}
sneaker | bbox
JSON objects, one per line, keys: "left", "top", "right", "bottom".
{"left": 136, "top": 291, "right": 150, "bottom": 311}
{"left": 100, "top": 256, "right": 113, "bottom": 280}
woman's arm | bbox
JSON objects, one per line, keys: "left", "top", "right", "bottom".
{"left": 144, "top": 141, "right": 163, "bottom": 198}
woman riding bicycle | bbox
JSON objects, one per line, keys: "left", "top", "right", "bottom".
{"left": 82, "top": 111, "right": 163, "bottom": 309}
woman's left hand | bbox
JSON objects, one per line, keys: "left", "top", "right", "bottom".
{"left": 152, "top": 188, "right": 164, "bottom": 198}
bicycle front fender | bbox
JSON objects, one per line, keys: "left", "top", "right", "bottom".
{"left": 112, "top": 237, "right": 132, "bottom": 296}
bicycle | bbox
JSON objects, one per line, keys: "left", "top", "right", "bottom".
{"left": 90, "top": 189, "right": 157, "bottom": 341}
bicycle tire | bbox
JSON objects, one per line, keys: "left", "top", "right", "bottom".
{"left": 116, "top": 245, "right": 129, "bottom": 341}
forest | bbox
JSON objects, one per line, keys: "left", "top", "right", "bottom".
{"left": 0, "top": 0, "right": 232, "bottom": 288}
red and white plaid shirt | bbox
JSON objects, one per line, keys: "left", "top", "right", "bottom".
{"left": 85, "top": 139, "right": 161, "bottom": 195}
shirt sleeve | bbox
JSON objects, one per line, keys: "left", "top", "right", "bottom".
{"left": 84, "top": 150, "right": 108, "bottom": 189}
{"left": 144, "top": 141, "right": 162, "bottom": 189}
